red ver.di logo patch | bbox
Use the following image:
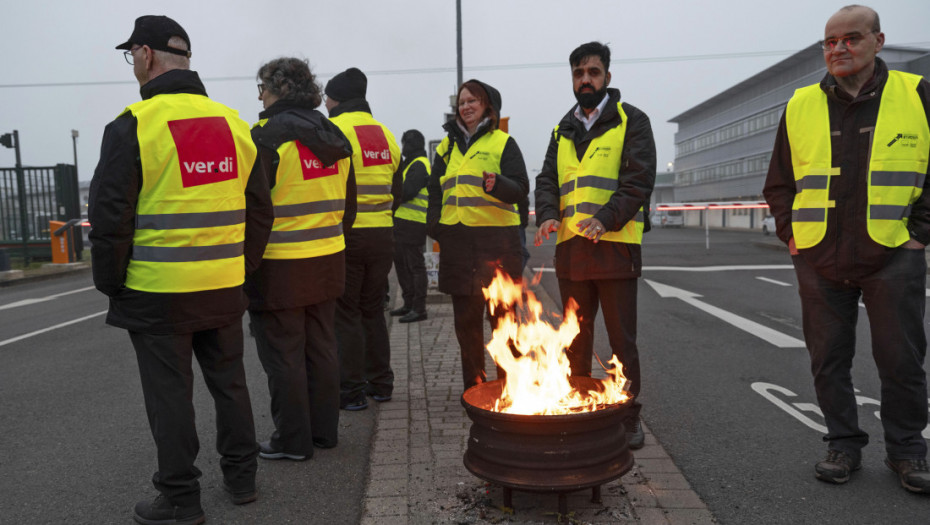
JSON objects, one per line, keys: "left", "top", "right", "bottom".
{"left": 355, "top": 125, "right": 392, "bottom": 167}
{"left": 168, "top": 116, "right": 238, "bottom": 187}
{"left": 296, "top": 141, "right": 339, "bottom": 180}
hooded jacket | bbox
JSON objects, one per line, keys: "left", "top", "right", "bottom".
{"left": 88, "top": 69, "right": 274, "bottom": 333}
{"left": 535, "top": 87, "right": 656, "bottom": 281}
{"left": 245, "top": 100, "right": 357, "bottom": 310}
{"left": 426, "top": 80, "right": 530, "bottom": 296}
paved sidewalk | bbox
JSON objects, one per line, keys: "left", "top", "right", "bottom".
{"left": 361, "top": 282, "right": 716, "bottom": 525}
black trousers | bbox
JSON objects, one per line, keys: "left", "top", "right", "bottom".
{"left": 129, "top": 323, "right": 259, "bottom": 507}
{"left": 558, "top": 277, "right": 641, "bottom": 424}
{"left": 793, "top": 249, "right": 928, "bottom": 460}
{"left": 336, "top": 241, "right": 394, "bottom": 404}
{"left": 452, "top": 294, "right": 508, "bottom": 390}
{"left": 393, "top": 240, "right": 427, "bottom": 314}
{"left": 249, "top": 299, "right": 340, "bottom": 454}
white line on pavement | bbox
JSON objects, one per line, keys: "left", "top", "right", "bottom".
{"left": 645, "top": 265, "right": 794, "bottom": 272}
{"left": 645, "top": 279, "right": 806, "bottom": 348}
{"left": 0, "top": 286, "right": 96, "bottom": 311}
{"left": 531, "top": 264, "right": 795, "bottom": 274}
{"left": 756, "top": 276, "right": 792, "bottom": 286}
{"left": 0, "top": 310, "right": 107, "bottom": 348}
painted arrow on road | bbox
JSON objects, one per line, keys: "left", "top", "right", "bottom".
{"left": 644, "top": 279, "right": 806, "bottom": 348}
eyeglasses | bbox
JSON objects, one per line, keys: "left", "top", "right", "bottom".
{"left": 257, "top": 83, "right": 265, "bottom": 96}
{"left": 820, "top": 31, "right": 877, "bottom": 52}
{"left": 123, "top": 46, "right": 143, "bottom": 65}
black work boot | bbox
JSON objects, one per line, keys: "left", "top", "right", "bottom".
{"left": 815, "top": 450, "right": 861, "bottom": 484}
{"left": 133, "top": 494, "right": 204, "bottom": 525}
{"left": 627, "top": 418, "right": 645, "bottom": 450}
{"left": 885, "top": 457, "right": 930, "bottom": 494}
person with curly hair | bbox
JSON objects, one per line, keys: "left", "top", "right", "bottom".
{"left": 246, "top": 57, "right": 356, "bottom": 460}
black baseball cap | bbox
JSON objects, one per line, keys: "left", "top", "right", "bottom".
{"left": 115, "top": 15, "right": 191, "bottom": 58}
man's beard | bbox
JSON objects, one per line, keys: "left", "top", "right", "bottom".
{"left": 574, "top": 84, "right": 607, "bottom": 109}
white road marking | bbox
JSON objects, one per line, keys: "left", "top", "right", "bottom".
{"left": 532, "top": 264, "right": 795, "bottom": 274}
{"left": 752, "top": 382, "right": 828, "bottom": 433}
{"left": 0, "top": 310, "right": 107, "bottom": 348}
{"left": 645, "top": 265, "right": 794, "bottom": 272}
{"left": 756, "top": 276, "right": 792, "bottom": 287}
{"left": 0, "top": 286, "right": 96, "bottom": 311}
{"left": 645, "top": 279, "right": 806, "bottom": 348}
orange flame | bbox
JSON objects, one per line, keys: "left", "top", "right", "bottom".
{"left": 482, "top": 270, "right": 629, "bottom": 415}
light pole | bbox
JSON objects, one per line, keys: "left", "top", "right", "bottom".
{"left": 71, "top": 129, "right": 79, "bottom": 181}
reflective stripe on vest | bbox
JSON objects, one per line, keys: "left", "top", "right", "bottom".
{"left": 329, "top": 111, "right": 399, "bottom": 228}
{"left": 555, "top": 102, "right": 643, "bottom": 244}
{"left": 253, "top": 121, "right": 350, "bottom": 259}
{"left": 436, "top": 130, "right": 518, "bottom": 227}
{"left": 123, "top": 93, "right": 256, "bottom": 293}
{"left": 787, "top": 71, "right": 929, "bottom": 248}
{"left": 394, "top": 157, "right": 430, "bottom": 224}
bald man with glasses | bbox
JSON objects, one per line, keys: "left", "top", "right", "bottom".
{"left": 764, "top": 4, "right": 930, "bottom": 494}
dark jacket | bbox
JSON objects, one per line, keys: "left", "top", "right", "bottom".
{"left": 535, "top": 88, "right": 656, "bottom": 281}
{"left": 88, "top": 69, "right": 274, "bottom": 334}
{"left": 244, "top": 100, "right": 356, "bottom": 311}
{"left": 763, "top": 58, "right": 930, "bottom": 281}
{"left": 393, "top": 140, "right": 430, "bottom": 245}
{"left": 426, "top": 88, "right": 530, "bottom": 296}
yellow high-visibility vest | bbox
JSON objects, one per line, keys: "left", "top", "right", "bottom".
{"left": 123, "top": 93, "right": 257, "bottom": 293}
{"left": 329, "top": 111, "right": 399, "bottom": 228}
{"left": 254, "top": 119, "right": 350, "bottom": 259}
{"left": 787, "top": 71, "right": 929, "bottom": 248}
{"left": 437, "top": 130, "right": 519, "bottom": 227}
{"left": 555, "top": 102, "right": 644, "bottom": 244}
{"left": 394, "top": 156, "right": 430, "bottom": 224}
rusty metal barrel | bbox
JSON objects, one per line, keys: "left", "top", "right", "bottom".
{"left": 461, "top": 377, "right": 633, "bottom": 501}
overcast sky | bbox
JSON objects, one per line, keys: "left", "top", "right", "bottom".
{"left": 2, "top": 0, "right": 928, "bottom": 187}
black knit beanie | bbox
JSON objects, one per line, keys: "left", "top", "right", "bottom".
{"left": 325, "top": 67, "right": 367, "bottom": 102}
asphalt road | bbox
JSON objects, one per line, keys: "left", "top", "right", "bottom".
{"left": 527, "top": 226, "right": 930, "bottom": 525}
{"left": 0, "top": 271, "right": 376, "bottom": 524}
{"left": 3, "top": 226, "right": 930, "bottom": 524}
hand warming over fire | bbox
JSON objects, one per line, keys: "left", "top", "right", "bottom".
{"left": 534, "top": 219, "right": 560, "bottom": 246}
{"left": 577, "top": 218, "right": 606, "bottom": 242}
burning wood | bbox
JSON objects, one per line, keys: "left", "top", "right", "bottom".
{"left": 481, "top": 270, "right": 630, "bottom": 415}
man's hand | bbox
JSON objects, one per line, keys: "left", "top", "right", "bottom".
{"left": 903, "top": 238, "right": 927, "bottom": 250}
{"left": 577, "top": 217, "right": 606, "bottom": 243}
{"left": 535, "top": 219, "right": 560, "bottom": 246}
{"left": 483, "top": 171, "right": 497, "bottom": 192}
{"left": 788, "top": 237, "right": 798, "bottom": 256}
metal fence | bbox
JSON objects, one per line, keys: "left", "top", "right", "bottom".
{"left": 0, "top": 163, "right": 81, "bottom": 260}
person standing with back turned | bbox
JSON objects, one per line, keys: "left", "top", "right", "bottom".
{"left": 534, "top": 41, "right": 656, "bottom": 450}
{"left": 247, "top": 57, "right": 355, "bottom": 461}
{"left": 89, "top": 15, "right": 273, "bottom": 525}
{"left": 325, "top": 68, "right": 401, "bottom": 411}
{"left": 764, "top": 4, "right": 930, "bottom": 493}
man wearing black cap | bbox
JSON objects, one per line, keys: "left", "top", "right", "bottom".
{"left": 534, "top": 41, "right": 656, "bottom": 450}
{"left": 324, "top": 68, "right": 401, "bottom": 411}
{"left": 390, "top": 129, "right": 430, "bottom": 323}
{"left": 89, "top": 15, "right": 273, "bottom": 525}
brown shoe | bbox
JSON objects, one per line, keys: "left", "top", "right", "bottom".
{"left": 815, "top": 450, "right": 861, "bottom": 484}
{"left": 885, "top": 457, "right": 930, "bottom": 494}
